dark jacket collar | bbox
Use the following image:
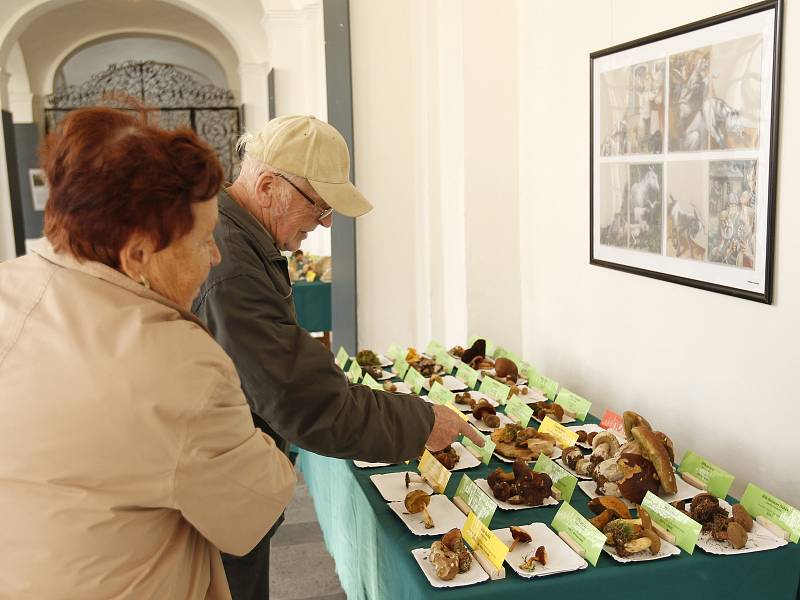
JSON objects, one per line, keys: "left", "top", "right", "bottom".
{"left": 218, "top": 187, "right": 282, "bottom": 260}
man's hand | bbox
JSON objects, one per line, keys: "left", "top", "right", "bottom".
{"left": 425, "top": 404, "right": 486, "bottom": 452}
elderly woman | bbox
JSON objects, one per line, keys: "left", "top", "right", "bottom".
{"left": 0, "top": 107, "right": 296, "bottom": 599}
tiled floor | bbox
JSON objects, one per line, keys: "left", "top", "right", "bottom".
{"left": 270, "top": 469, "right": 346, "bottom": 600}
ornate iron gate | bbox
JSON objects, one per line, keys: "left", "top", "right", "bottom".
{"left": 45, "top": 60, "right": 241, "bottom": 180}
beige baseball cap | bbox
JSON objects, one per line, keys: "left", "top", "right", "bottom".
{"left": 242, "top": 115, "right": 372, "bottom": 218}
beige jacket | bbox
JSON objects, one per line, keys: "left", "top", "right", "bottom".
{"left": 0, "top": 240, "right": 296, "bottom": 599}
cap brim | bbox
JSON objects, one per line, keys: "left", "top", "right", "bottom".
{"left": 308, "top": 178, "right": 373, "bottom": 218}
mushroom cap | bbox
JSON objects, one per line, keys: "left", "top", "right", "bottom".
{"left": 405, "top": 489, "right": 431, "bottom": 512}
{"left": 623, "top": 411, "right": 652, "bottom": 441}
{"left": 690, "top": 493, "right": 720, "bottom": 523}
{"left": 631, "top": 426, "right": 678, "bottom": 495}
{"left": 726, "top": 521, "right": 748, "bottom": 549}
{"left": 494, "top": 357, "right": 519, "bottom": 380}
{"left": 652, "top": 431, "right": 675, "bottom": 463}
{"left": 460, "top": 339, "right": 486, "bottom": 364}
{"left": 472, "top": 401, "right": 497, "bottom": 420}
{"left": 732, "top": 504, "right": 754, "bottom": 532}
{"left": 510, "top": 526, "right": 532, "bottom": 543}
{"left": 441, "top": 528, "right": 463, "bottom": 550}
{"left": 617, "top": 453, "right": 660, "bottom": 504}
{"left": 588, "top": 495, "right": 632, "bottom": 518}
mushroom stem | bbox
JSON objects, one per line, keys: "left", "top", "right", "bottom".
{"left": 422, "top": 507, "right": 434, "bottom": 529}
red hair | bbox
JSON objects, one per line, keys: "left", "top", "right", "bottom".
{"left": 41, "top": 106, "right": 223, "bottom": 268}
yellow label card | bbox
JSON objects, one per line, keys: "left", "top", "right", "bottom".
{"left": 537, "top": 415, "right": 579, "bottom": 449}
{"left": 462, "top": 511, "right": 509, "bottom": 569}
{"left": 419, "top": 449, "right": 452, "bottom": 493}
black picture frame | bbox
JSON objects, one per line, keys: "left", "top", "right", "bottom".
{"left": 589, "top": 0, "right": 783, "bottom": 303}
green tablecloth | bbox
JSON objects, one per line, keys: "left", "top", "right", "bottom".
{"left": 299, "top": 405, "right": 800, "bottom": 599}
{"left": 292, "top": 280, "right": 332, "bottom": 332}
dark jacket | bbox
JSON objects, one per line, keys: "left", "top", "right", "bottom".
{"left": 192, "top": 189, "right": 435, "bottom": 463}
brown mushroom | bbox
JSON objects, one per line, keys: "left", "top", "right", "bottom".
{"left": 429, "top": 541, "right": 459, "bottom": 580}
{"left": 460, "top": 339, "right": 486, "bottom": 365}
{"left": 532, "top": 545, "right": 548, "bottom": 566}
{"left": 405, "top": 490, "right": 434, "bottom": 529}
{"left": 509, "top": 526, "right": 532, "bottom": 553}
{"left": 631, "top": 426, "right": 677, "bottom": 495}
{"left": 494, "top": 357, "right": 519, "bottom": 381}
{"left": 588, "top": 496, "right": 632, "bottom": 530}
{"left": 732, "top": 504, "right": 753, "bottom": 532}
{"left": 472, "top": 401, "right": 496, "bottom": 421}
{"left": 487, "top": 467, "right": 514, "bottom": 488}
{"left": 617, "top": 453, "right": 660, "bottom": 504}
{"left": 726, "top": 521, "right": 748, "bottom": 549}
{"left": 405, "top": 472, "right": 426, "bottom": 489}
{"left": 623, "top": 411, "right": 652, "bottom": 441}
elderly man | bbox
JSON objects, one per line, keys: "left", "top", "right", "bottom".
{"left": 192, "top": 115, "right": 482, "bottom": 600}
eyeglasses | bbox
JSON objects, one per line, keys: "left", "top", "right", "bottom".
{"left": 276, "top": 173, "right": 334, "bottom": 221}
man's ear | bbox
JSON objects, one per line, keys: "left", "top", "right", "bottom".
{"left": 254, "top": 170, "right": 276, "bottom": 209}
{"left": 118, "top": 231, "right": 157, "bottom": 281}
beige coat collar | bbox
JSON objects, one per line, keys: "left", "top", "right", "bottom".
{"left": 29, "top": 238, "right": 210, "bottom": 333}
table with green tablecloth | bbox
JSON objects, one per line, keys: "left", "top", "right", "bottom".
{"left": 292, "top": 280, "right": 332, "bottom": 333}
{"left": 297, "top": 374, "right": 800, "bottom": 599}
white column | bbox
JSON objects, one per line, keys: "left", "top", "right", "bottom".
{"left": 238, "top": 61, "right": 272, "bottom": 132}
{"left": 0, "top": 68, "right": 17, "bottom": 261}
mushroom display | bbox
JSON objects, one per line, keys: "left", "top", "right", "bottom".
{"left": 509, "top": 526, "right": 532, "bottom": 553}
{"left": 429, "top": 529, "right": 472, "bottom": 580}
{"left": 405, "top": 490, "right": 434, "bottom": 529}
{"left": 405, "top": 472, "right": 427, "bottom": 489}
{"left": 672, "top": 493, "right": 752, "bottom": 549}
{"left": 490, "top": 423, "right": 556, "bottom": 461}
{"left": 487, "top": 459, "right": 554, "bottom": 506}
{"left": 472, "top": 401, "right": 500, "bottom": 428}
{"left": 405, "top": 347, "right": 444, "bottom": 377}
{"left": 531, "top": 401, "right": 564, "bottom": 422}
{"left": 432, "top": 445, "right": 459, "bottom": 470}
{"left": 383, "top": 382, "right": 397, "bottom": 392}
{"left": 356, "top": 349, "right": 381, "bottom": 366}
{"left": 459, "top": 339, "right": 487, "bottom": 365}
{"left": 587, "top": 496, "right": 632, "bottom": 530}
{"left": 519, "top": 546, "right": 548, "bottom": 571}
{"left": 600, "top": 506, "right": 661, "bottom": 557}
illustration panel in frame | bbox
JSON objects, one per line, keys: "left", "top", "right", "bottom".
{"left": 590, "top": 0, "right": 781, "bottom": 303}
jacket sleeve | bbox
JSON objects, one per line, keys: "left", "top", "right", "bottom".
{"left": 174, "top": 372, "right": 296, "bottom": 556}
{"left": 194, "top": 272, "right": 435, "bottom": 463}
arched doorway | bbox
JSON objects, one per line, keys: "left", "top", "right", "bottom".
{"left": 45, "top": 60, "right": 241, "bottom": 180}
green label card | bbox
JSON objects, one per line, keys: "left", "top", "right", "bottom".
{"left": 335, "top": 346, "right": 349, "bottom": 369}
{"left": 741, "top": 483, "right": 800, "bottom": 543}
{"left": 519, "top": 362, "right": 538, "bottom": 381}
{"left": 394, "top": 357, "right": 410, "bottom": 379}
{"left": 362, "top": 372, "right": 382, "bottom": 391}
{"left": 347, "top": 359, "right": 363, "bottom": 383}
{"left": 533, "top": 453, "right": 577, "bottom": 502}
{"left": 493, "top": 346, "right": 508, "bottom": 360}
{"left": 435, "top": 349, "right": 457, "bottom": 373}
{"left": 527, "top": 372, "right": 559, "bottom": 400}
{"left": 551, "top": 501, "right": 605, "bottom": 566}
{"left": 479, "top": 377, "right": 511, "bottom": 405}
{"left": 386, "top": 343, "right": 405, "bottom": 361}
{"left": 641, "top": 491, "right": 702, "bottom": 554}
{"left": 426, "top": 340, "right": 446, "bottom": 356}
{"left": 461, "top": 432, "right": 496, "bottom": 465}
{"left": 456, "top": 361, "right": 479, "bottom": 388}
{"left": 429, "top": 381, "right": 455, "bottom": 406}
{"left": 485, "top": 339, "right": 497, "bottom": 358}
{"left": 404, "top": 367, "right": 425, "bottom": 394}
{"left": 505, "top": 395, "right": 533, "bottom": 428}
{"left": 678, "top": 451, "right": 735, "bottom": 499}
{"left": 555, "top": 389, "right": 592, "bottom": 421}
{"left": 454, "top": 474, "right": 496, "bottom": 526}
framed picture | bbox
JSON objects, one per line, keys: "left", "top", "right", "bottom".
{"left": 590, "top": 0, "right": 783, "bottom": 303}
{"left": 28, "top": 168, "right": 49, "bottom": 211}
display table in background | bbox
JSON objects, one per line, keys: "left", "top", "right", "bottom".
{"left": 298, "top": 411, "right": 800, "bottom": 600}
{"left": 292, "top": 280, "right": 332, "bottom": 347}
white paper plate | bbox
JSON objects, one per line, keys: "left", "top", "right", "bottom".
{"left": 474, "top": 478, "right": 559, "bottom": 510}
{"left": 603, "top": 537, "right": 681, "bottom": 562}
{"left": 411, "top": 547, "right": 489, "bottom": 588}
{"left": 515, "top": 387, "right": 548, "bottom": 403}
{"left": 554, "top": 457, "right": 593, "bottom": 481}
{"left": 422, "top": 375, "right": 468, "bottom": 392}
{"left": 467, "top": 412, "right": 516, "bottom": 433}
{"left": 567, "top": 424, "right": 626, "bottom": 450}
{"left": 353, "top": 460, "right": 393, "bottom": 468}
{"left": 383, "top": 381, "right": 412, "bottom": 394}
{"left": 493, "top": 446, "right": 562, "bottom": 464}
{"left": 377, "top": 354, "right": 394, "bottom": 368}
{"left": 533, "top": 413, "right": 577, "bottom": 425}
{"left": 388, "top": 494, "right": 467, "bottom": 536}
{"left": 696, "top": 500, "right": 789, "bottom": 555}
{"left": 492, "top": 523, "right": 588, "bottom": 577}
{"left": 577, "top": 476, "right": 705, "bottom": 507}
{"left": 370, "top": 471, "right": 434, "bottom": 502}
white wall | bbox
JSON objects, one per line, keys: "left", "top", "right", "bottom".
{"left": 352, "top": 0, "right": 799, "bottom": 507}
